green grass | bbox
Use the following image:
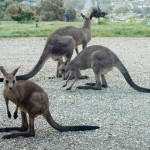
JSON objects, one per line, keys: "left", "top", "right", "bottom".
{"left": 0, "top": 20, "right": 150, "bottom": 38}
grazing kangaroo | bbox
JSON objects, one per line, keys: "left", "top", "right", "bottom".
{"left": 0, "top": 13, "right": 92, "bottom": 82}
{"left": 0, "top": 34, "right": 75, "bottom": 82}
{"left": 0, "top": 66, "right": 99, "bottom": 139}
{"left": 52, "top": 13, "right": 92, "bottom": 54}
{"left": 62, "top": 45, "right": 150, "bottom": 92}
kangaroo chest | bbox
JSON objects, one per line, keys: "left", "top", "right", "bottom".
{"left": 4, "top": 90, "right": 20, "bottom": 105}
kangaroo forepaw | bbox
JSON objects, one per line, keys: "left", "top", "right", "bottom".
{"left": 62, "top": 84, "right": 67, "bottom": 87}
{"left": 13, "top": 112, "right": 18, "bottom": 119}
{"left": 7, "top": 111, "right": 11, "bottom": 118}
{"left": 77, "top": 86, "right": 101, "bottom": 90}
{"left": 66, "top": 87, "right": 72, "bottom": 90}
{"left": 85, "top": 83, "right": 96, "bottom": 86}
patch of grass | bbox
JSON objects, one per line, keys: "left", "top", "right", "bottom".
{"left": 92, "top": 21, "right": 150, "bottom": 37}
{"left": 0, "top": 20, "right": 149, "bottom": 38}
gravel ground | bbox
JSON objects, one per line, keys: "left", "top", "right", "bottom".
{"left": 0, "top": 37, "right": 150, "bottom": 150}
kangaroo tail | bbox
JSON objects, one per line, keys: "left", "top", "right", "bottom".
{"left": 0, "top": 52, "right": 49, "bottom": 82}
{"left": 44, "top": 111, "right": 99, "bottom": 132}
{"left": 115, "top": 58, "right": 150, "bottom": 93}
{"left": 16, "top": 52, "right": 49, "bottom": 80}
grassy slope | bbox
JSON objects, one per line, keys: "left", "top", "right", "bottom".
{"left": 0, "top": 20, "right": 150, "bottom": 37}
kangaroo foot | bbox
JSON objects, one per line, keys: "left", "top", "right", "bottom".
{"left": 85, "top": 83, "right": 96, "bottom": 86}
{"left": 2, "top": 132, "right": 35, "bottom": 139}
{"left": 79, "top": 76, "right": 89, "bottom": 79}
{"left": 0, "top": 127, "right": 27, "bottom": 132}
{"left": 77, "top": 86, "right": 101, "bottom": 90}
{"left": 102, "top": 84, "right": 108, "bottom": 88}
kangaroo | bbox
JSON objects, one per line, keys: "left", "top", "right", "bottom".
{"left": 62, "top": 45, "right": 150, "bottom": 92}
{"left": 0, "top": 34, "right": 75, "bottom": 82}
{"left": 0, "top": 66, "right": 99, "bottom": 139}
{"left": 0, "top": 13, "right": 92, "bottom": 82}
{"left": 52, "top": 13, "right": 92, "bottom": 54}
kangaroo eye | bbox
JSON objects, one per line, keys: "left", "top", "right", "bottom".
{"left": 6, "top": 80, "right": 8, "bottom": 84}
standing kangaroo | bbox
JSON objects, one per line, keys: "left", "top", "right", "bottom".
{"left": 62, "top": 45, "right": 150, "bottom": 92}
{"left": 0, "top": 34, "right": 75, "bottom": 82}
{"left": 0, "top": 66, "right": 99, "bottom": 139}
{"left": 52, "top": 13, "right": 92, "bottom": 54}
{"left": 0, "top": 14, "right": 92, "bottom": 82}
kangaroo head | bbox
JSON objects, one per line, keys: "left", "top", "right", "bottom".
{"left": 81, "top": 13, "right": 92, "bottom": 29}
{"left": 65, "top": 61, "right": 76, "bottom": 73}
{"left": 58, "top": 63, "right": 69, "bottom": 80}
{"left": 0, "top": 66, "right": 20, "bottom": 91}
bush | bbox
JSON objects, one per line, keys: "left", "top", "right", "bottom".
{"left": 40, "top": 11, "right": 55, "bottom": 21}
{"left": 6, "top": 3, "right": 34, "bottom": 22}
{"left": 67, "top": 8, "right": 76, "bottom": 21}
{"left": 39, "top": 0, "right": 64, "bottom": 21}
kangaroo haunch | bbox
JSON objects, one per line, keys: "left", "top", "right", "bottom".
{"left": 0, "top": 66, "right": 99, "bottom": 139}
{"left": 63, "top": 45, "right": 150, "bottom": 92}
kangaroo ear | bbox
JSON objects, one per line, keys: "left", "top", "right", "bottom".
{"left": 0, "top": 66, "right": 8, "bottom": 77}
{"left": 12, "top": 66, "right": 21, "bottom": 76}
{"left": 81, "top": 13, "right": 85, "bottom": 19}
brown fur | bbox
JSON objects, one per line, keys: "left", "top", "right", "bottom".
{"left": 0, "top": 66, "right": 99, "bottom": 139}
{"left": 62, "top": 45, "right": 150, "bottom": 92}
{"left": 0, "top": 14, "right": 92, "bottom": 82}
{"left": 16, "top": 34, "right": 75, "bottom": 80}
{"left": 52, "top": 13, "right": 92, "bottom": 54}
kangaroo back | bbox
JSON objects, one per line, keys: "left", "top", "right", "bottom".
{"left": 52, "top": 13, "right": 92, "bottom": 51}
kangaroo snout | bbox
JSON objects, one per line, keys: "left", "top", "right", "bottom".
{"left": 9, "top": 87, "right": 13, "bottom": 91}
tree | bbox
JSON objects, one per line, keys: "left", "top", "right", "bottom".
{"left": 39, "top": 0, "right": 64, "bottom": 21}
{"left": 133, "top": 6, "right": 142, "bottom": 14}
{"left": 64, "top": 8, "right": 76, "bottom": 21}
{"left": 143, "top": 7, "right": 150, "bottom": 15}
{"left": 91, "top": 6, "right": 107, "bottom": 24}
{"left": 0, "top": 0, "right": 14, "bottom": 20}
{"left": 115, "top": 4, "right": 130, "bottom": 14}
{"left": 6, "top": 3, "right": 34, "bottom": 22}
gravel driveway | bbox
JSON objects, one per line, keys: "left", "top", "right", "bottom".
{"left": 0, "top": 37, "right": 150, "bottom": 150}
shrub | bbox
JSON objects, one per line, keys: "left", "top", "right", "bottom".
{"left": 6, "top": 3, "right": 34, "bottom": 22}
{"left": 67, "top": 8, "right": 76, "bottom": 21}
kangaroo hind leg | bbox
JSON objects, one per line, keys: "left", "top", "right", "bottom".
{"left": 77, "top": 72, "right": 101, "bottom": 90}
{"left": 2, "top": 114, "right": 34, "bottom": 139}
{"left": 0, "top": 111, "right": 28, "bottom": 133}
{"left": 77, "top": 62, "right": 102, "bottom": 90}
{"left": 101, "top": 75, "right": 108, "bottom": 88}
